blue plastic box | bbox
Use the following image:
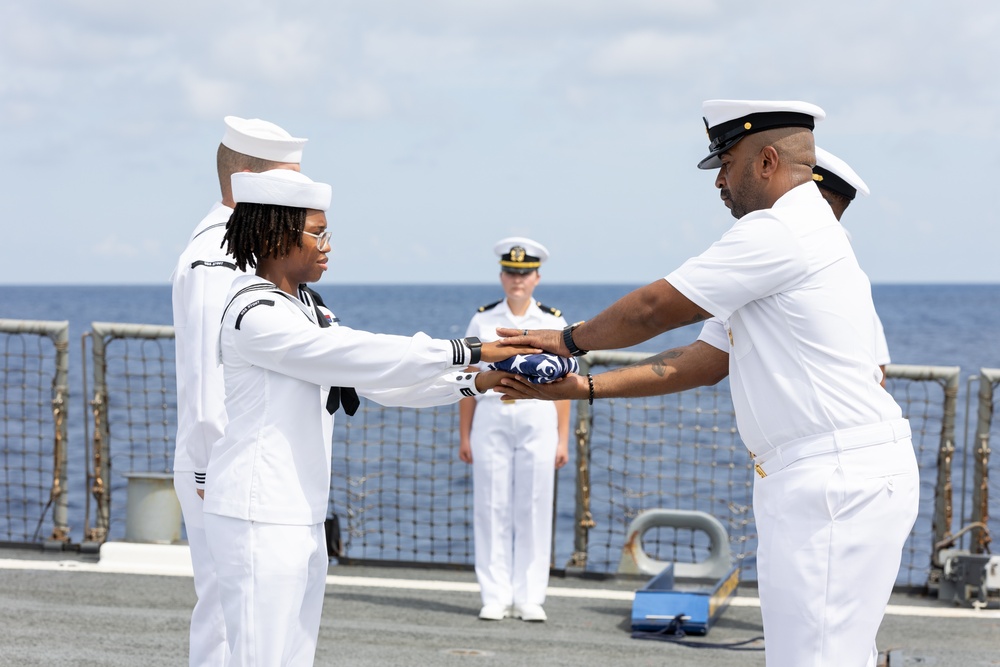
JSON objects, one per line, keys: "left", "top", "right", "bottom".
{"left": 630, "top": 564, "right": 740, "bottom": 635}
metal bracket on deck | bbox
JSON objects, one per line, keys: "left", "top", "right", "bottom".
{"left": 617, "top": 508, "right": 732, "bottom": 579}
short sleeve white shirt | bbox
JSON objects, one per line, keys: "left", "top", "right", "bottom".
{"left": 674, "top": 182, "right": 901, "bottom": 454}
{"left": 842, "top": 227, "right": 891, "bottom": 368}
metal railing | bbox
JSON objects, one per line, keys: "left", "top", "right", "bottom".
{"left": 570, "top": 355, "right": 963, "bottom": 587}
{"left": 82, "top": 322, "right": 176, "bottom": 547}
{"left": 886, "top": 364, "right": 961, "bottom": 588}
{"left": 0, "top": 318, "right": 993, "bottom": 591}
{"left": 573, "top": 351, "right": 752, "bottom": 576}
{"left": 0, "top": 319, "right": 70, "bottom": 547}
{"left": 969, "top": 368, "right": 999, "bottom": 555}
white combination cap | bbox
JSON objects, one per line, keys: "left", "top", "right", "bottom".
{"left": 493, "top": 236, "right": 549, "bottom": 273}
{"left": 231, "top": 169, "right": 332, "bottom": 211}
{"left": 221, "top": 116, "right": 307, "bottom": 163}
{"left": 813, "top": 146, "right": 870, "bottom": 200}
{"left": 698, "top": 99, "right": 826, "bottom": 170}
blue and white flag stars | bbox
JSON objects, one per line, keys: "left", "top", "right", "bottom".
{"left": 490, "top": 353, "right": 579, "bottom": 384}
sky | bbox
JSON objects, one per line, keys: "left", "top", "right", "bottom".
{"left": 1, "top": 0, "right": 998, "bottom": 285}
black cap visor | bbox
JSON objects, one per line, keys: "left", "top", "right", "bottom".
{"left": 812, "top": 167, "right": 857, "bottom": 200}
{"left": 697, "top": 111, "right": 816, "bottom": 170}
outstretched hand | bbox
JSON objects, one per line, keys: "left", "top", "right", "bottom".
{"left": 495, "top": 327, "right": 568, "bottom": 356}
{"left": 474, "top": 370, "right": 517, "bottom": 393}
{"left": 495, "top": 372, "right": 589, "bottom": 402}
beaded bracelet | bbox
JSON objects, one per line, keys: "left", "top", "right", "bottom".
{"left": 587, "top": 373, "right": 595, "bottom": 405}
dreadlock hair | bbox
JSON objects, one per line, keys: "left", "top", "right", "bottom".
{"left": 223, "top": 203, "right": 307, "bottom": 271}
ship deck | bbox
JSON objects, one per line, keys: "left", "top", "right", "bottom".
{"left": 1, "top": 545, "right": 998, "bottom": 666}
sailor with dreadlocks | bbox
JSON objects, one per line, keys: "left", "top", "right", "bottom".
{"left": 171, "top": 115, "right": 306, "bottom": 667}
{"left": 204, "top": 169, "right": 539, "bottom": 666}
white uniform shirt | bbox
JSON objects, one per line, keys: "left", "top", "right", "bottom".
{"left": 171, "top": 203, "right": 242, "bottom": 482}
{"left": 670, "top": 182, "right": 901, "bottom": 455}
{"left": 699, "top": 311, "right": 890, "bottom": 375}
{"left": 464, "top": 298, "right": 568, "bottom": 402}
{"left": 872, "top": 315, "right": 891, "bottom": 367}
{"left": 842, "top": 227, "right": 891, "bottom": 367}
{"left": 206, "top": 275, "right": 483, "bottom": 525}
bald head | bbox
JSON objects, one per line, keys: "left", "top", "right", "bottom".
{"left": 216, "top": 144, "right": 300, "bottom": 207}
{"left": 743, "top": 127, "right": 815, "bottom": 173}
{"left": 715, "top": 127, "right": 816, "bottom": 218}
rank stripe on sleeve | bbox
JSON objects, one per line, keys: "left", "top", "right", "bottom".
{"left": 235, "top": 299, "right": 275, "bottom": 330}
{"left": 191, "top": 259, "right": 238, "bottom": 271}
{"left": 450, "top": 339, "right": 465, "bottom": 365}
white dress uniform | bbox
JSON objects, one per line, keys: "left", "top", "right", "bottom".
{"left": 172, "top": 116, "right": 308, "bottom": 667}
{"left": 674, "top": 181, "right": 919, "bottom": 667}
{"left": 205, "top": 274, "right": 486, "bottom": 667}
{"left": 171, "top": 201, "right": 240, "bottom": 667}
{"left": 814, "top": 146, "right": 892, "bottom": 372}
{"left": 465, "top": 297, "right": 567, "bottom": 610}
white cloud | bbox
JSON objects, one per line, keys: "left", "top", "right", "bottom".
{"left": 211, "top": 19, "right": 325, "bottom": 85}
{"left": 0, "top": 4, "right": 168, "bottom": 68}
{"left": 362, "top": 30, "right": 478, "bottom": 75}
{"left": 1, "top": 0, "right": 1000, "bottom": 284}
{"left": 92, "top": 234, "right": 140, "bottom": 259}
{"left": 346, "top": 0, "right": 717, "bottom": 31}
{"left": 563, "top": 84, "right": 596, "bottom": 110}
{"left": 328, "top": 82, "right": 392, "bottom": 120}
{"left": 590, "top": 31, "right": 719, "bottom": 78}
{"left": 179, "top": 71, "right": 244, "bottom": 119}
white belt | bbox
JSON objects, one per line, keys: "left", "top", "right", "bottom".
{"left": 752, "top": 418, "right": 911, "bottom": 478}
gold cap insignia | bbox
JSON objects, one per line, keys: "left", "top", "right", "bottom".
{"left": 510, "top": 246, "right": 526, "bottom": 262}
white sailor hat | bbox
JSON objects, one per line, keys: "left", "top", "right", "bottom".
{"left": 493, "top": 236, "right": 549, "bottom": 274}
{"left": 231, "top": 169, "right": 332, "bottom": 211}
{"left": 698, "top": 99, "right": 826, "bottom": 170}
{"left": 813, "top": 146, "right": 870, "bottom": 200}
{"left": 222, "top": 116, "right": 307, "bottom": 163}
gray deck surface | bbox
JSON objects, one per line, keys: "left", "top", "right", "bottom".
{"left": 0, "top": 546, "right": 997, "bottom": 666}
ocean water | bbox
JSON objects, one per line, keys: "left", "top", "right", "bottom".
{"left": 4, "top": 282, "right": 997, "bottom": 382}
{"left": 1, "top": 283, "right": 999, "bottom": 562}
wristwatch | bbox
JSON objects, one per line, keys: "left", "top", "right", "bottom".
{"left": 463, "top": 336, "right": 483, "bottom": 365}
{"left": 562, "top": 322, "right": 589, "bottom": 357}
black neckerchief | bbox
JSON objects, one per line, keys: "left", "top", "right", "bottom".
{"left": 302, "top": 286, "right": 360, "bottom": 417}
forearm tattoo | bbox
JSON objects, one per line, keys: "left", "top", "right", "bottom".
{"left": 678, "top": 312, "right": 706, "bottom": 327}
{"left": 645, "top": 349, "right": 683, "bottom": 377}
{"left": 658, "top": 312, "right": 707, "bottom": 335}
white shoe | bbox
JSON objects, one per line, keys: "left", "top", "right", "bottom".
{"left": 512, "top": 603, "right": 547, "bottom": 622}
{"left": 478, "top": 603, "right": 511, "bottom": 621}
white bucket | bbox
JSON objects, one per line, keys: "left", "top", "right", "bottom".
{"left": 122, "top": 472, "right": 181, "bottom": 544}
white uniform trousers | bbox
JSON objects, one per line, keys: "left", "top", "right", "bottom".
{"left": 470, "top": 399, "right": 557, "bottom": 607}
{"left": 175, "top": 473, "right": 228, "bottom": 667}
{"left": 203, "top": 515, "right": 328, "bottom": 667}
{"left": 753, "top": 435, "right": 919, "bottom": 667}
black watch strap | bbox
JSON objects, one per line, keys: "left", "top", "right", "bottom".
{"left": 463, "top": 336, "right": 483, "bottom": 365}
{"left": 562, "top": 323, "right": 588, "bottom": 357}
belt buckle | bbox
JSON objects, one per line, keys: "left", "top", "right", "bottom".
{"left": 754, "top": 463, "right": 767, "bottom": 478}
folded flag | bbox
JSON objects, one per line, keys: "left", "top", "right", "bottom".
{"left": 490, "top": 353, "right": 579, "bottom": 384}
